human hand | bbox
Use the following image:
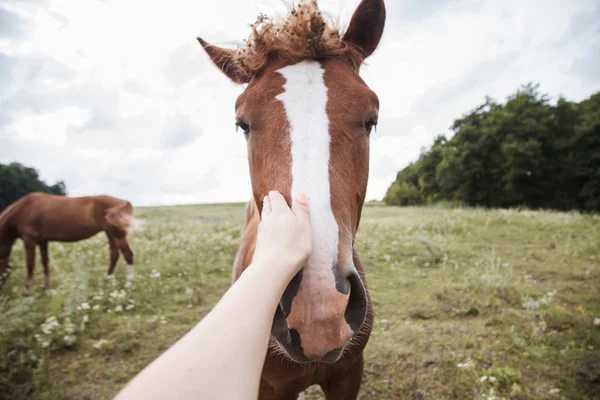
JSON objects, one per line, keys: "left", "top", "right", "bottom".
{"left": 252, "top": 191, "right": 312, "bottom": 281}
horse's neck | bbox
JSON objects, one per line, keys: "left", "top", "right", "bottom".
{"left": 0, "top": 226, "right": 16, "bottom": 261}
{"left": 0, "top": 204, "right": 20, "bottom": 260}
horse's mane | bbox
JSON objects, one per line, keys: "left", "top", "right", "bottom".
{"left": 233, "top": 0, "right": 364, "bottom": 78}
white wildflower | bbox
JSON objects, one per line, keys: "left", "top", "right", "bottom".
{"left": 41, "top": 340, "right": 50, "bottom": 348}
{"left": 115, "top": 305, "right": 123, "bottom": 312}
{"left": 594, "top": 317, "right": 600, "bottom": 326}
{"left": 188, "top": 304, "right": 192, "bottom": 309}
{"left": 83, "top": 315, "right": 89, "bottom": 323}
{"left": 92, "top": 305, "right": 101, "bottom": 311}
{"left": 64, "top": 322, "right": 76, "bottom": 334}
{"left": 521, "top": 297, "right": 542, "bottom": 310}
{"left": 185, "top": 288, "right": 194, "bottom": 296}
{"left": 41, "top": 316, "right": 60, "bottom": 334}
{"left": 110, "top": 290, "right": 126, "bottom": 298}
{"left": 63, "top": 335, "right": 76, "bottom": 345}
{"left": 125, "top": 304, "right": 134, "bottom": 310}
{"left": 456, "top": 360, "right": 473, "bottom": 369}
{"left": 151, "top": 269, "right": 161, "bottom": 279}
{"left": 160, "top": 316, "right": 167, "bottom": 324}
{"left": 488, "top": 376, "right": 496, "bottom": 383}
{"left": 92, "top": 339, "right": 110, "bottom": 349}
{"left": 80, "top": 302, "right": 91, "bottom": 310}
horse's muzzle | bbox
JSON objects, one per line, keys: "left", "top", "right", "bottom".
{"left": 270, "top": 268, "right": 368, "bottom": 363}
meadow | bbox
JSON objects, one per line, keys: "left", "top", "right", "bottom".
{"left": 1, "top": 203, "right": 599, "bottom": 399}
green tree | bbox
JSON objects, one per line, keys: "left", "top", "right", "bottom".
{"left": 417, "top": 135, "right": 446, "bottom": 203}
{"left": 574, "top": 93, "right": 600, "bottom": 210}
{"left": 383, "top": 163, "right": 423, "bottom": 206}
{"left": 384, "top": 85, "right": 600, "bottom": 212}
{"left": 0, "top": 162, "right": 67, "bottom": 212}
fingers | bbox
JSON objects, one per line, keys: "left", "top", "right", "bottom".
{"left": 263, "top": 190, "right": 310, "bottom": 222}
{"left": 262, "top": 196, "right": 272, "bottom": 219}
{"left": 268, "top": 190, "right": 289, "bottom": 214}
{"left": 292, "top": 192, "right": 310, "bottom": 222}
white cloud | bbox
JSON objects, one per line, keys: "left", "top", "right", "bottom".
{"left": 1, "top": 0, "right": 599, "bottom": 205}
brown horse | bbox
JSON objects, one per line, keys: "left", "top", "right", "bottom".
{"left": 198, "top": 0, "right": 385, "bottom": 398}
{"left": 0, "top": 193, "right": 135, "bottom": 291}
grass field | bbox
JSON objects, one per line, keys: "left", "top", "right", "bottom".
{"left": 1, "top": 204, "right": 599, "bottom": 399}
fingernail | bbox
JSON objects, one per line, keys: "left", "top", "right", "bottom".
{"left": 263, "top": 196, "right": 269, "bottom": 205}
{"left": 296, "top": 192, "right": 308, "bottom": 205}
{"left": 269, "top": 190, "right": 279, "bottom": 199}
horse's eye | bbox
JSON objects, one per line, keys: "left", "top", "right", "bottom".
{"left": 235, "top": 119, "right": 251, "bottom": 136}
{"left": 364, "top": 117, "right": 378, "bottom": 134}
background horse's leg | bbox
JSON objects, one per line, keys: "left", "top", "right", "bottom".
{"left": 39, "top": 241, "right": 50, "bottom": 289}
{"left": 24, "top": 238, "right": 37, "bottom": 293}
{"left": 115, "top": 236, "right": 134, "bottom": 281}
{"left": 320, "top": 355, "right": 364, "bottom": 400}
{"left": 106, "top": 234, "right": 120, "bottom": 276}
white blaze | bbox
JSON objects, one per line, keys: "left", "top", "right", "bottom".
{"left": 276, "top": 61, "right": 339, "bottom": 271}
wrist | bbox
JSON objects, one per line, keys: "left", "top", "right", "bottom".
{"left": 247, "top": 257, "right": 300, "bottom": 290}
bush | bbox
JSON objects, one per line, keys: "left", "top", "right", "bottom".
{"left": 384, "top": 181, "right": 423, "bottom": 206}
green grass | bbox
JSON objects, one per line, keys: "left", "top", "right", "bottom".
{"left": 1, "top": 204, "right": 599, "bottom": 399}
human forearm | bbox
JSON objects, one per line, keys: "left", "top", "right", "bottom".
{"left": 114, "top": 260, "right": 289, "bottom": 400}
{"left": 115, "top": 191, "right": 311, "bottom": 400}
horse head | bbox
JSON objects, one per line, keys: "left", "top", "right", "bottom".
{"left": 198, "top": 0, "right": 385, "bottom": 363}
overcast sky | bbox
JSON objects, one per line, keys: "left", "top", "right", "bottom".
{"left": 1, "top": 0, "right": 599, "bottom": 206}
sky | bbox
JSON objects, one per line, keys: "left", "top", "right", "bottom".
{"left": 1, "top": 0, "right": 599, "bottom": 206}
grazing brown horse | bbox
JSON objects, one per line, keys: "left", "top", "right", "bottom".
{"left": 0, "top": 193, "right": 135, "bottom": 291}
{"left": 198, "top": 0, "right": 385, "bottom": 398}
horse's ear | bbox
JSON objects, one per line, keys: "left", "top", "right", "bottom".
{"left": 197, "top": 37, "right": 250, "bottom": 84}
{"left": 342, "top": 0, "right": 386, "bottom": 59}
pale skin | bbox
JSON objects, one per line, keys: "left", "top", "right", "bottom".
{"left": 114, "top": 190, "right": 312, "bottom": 400}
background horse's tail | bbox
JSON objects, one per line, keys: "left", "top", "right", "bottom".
{"left": 105, "top": 201, "right": 136, "bottom": 232}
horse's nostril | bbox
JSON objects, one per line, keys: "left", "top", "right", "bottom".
{"left": 345, "top": 273, "right": 368, "bottom": 332}
{"left": 272, "top": 304, "right": 291, "bottom": 346}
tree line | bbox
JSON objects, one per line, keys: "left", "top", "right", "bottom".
{"left": 384, "top": 84, "right": 600, "bottom": 211}
{"left": 0, "top": 162, "right": 67, "bottom": 213}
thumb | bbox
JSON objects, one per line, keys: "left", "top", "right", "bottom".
{"left": 292, "top": 192, "right": 310, "bottom": 222}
